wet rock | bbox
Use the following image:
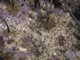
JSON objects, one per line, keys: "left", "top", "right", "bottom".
{"left": 65, "top": 48, "right": 75, "bottom": 60}
{"left": 76, "top": 50, "right": 80, "bottom": 59}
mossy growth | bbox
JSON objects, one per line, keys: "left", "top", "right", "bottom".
{"left": 36, "top": 15, "right": 57, "bottom": 31}
{"left": 0, "top": 51, "right": 14, "bottom": 60}
{"left": 57, "top": 35, "right": 66, "bottom": 46}
{"left": 5, "top": 0, "right": 19, "bottom": 16}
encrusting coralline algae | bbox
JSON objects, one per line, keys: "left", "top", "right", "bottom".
{"left": 0, "top": 0, "right": 80, "bottom": 60}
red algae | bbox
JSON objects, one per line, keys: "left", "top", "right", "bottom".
{"left": 23, "top": 36, "right": 31, "bottom": 44}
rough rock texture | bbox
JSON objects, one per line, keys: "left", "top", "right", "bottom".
{"left": 0, "top": 0, "right": 80, "bottom": 60}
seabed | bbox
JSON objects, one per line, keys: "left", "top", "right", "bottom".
{"left": 0, "top": 0, "right": 80, "bottom": 60}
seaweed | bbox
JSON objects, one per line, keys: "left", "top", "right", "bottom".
{"left": 74, "top": 24, "right": 80, "bottom": 45}
{"left": 63, "top": 0, "right": 80, "bottom": 27}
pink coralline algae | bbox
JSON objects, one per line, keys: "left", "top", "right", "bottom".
{"left": 33, "top": 14, "right": 38, "bottom": 21}
{"left": 15, "top": 51, "right": 27, "bottom": 60}
{"left": 0, "top": 0, "right": 30, "bottom": 24}
{"left": 23, "top": 36, "right": 31, "bottom": 44}
{"left": 0, "top": 31, "right": 2, "bottom": 36}
{"left": 26, "top": 51, "right": 32, "bottom": 57}
{"left": 6, "top": 46, "right": 17, "bottom": 54}
{"left": 18, "top": 4, "right": 30, "bottom": 18}
{"left": 16, "top": 0, "right": 30, "bottom": 19}
{"left": 0, "top": 8, "right": 4, "bottom": 16}
{"left": 6, "top": 47, "right": 14, "bottom": 54}
{"left": 54, "top": 8, "right": 66, "bottom": 16}
{"left": 16, "top": 0, "right": 29, "bottom": 6}
{"left": 3, "top": 36, "right": 9, "bottom": 41}
{"left": 0, "top": 8, "right": 4, "bottom": 23}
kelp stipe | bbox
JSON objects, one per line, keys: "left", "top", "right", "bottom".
{"left": 63, "top": 0, "right": 80, "bottom": 27}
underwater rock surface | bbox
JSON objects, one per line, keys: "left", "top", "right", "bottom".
{"left": 0, "top": 0, "right": 80, "bottom": 60}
